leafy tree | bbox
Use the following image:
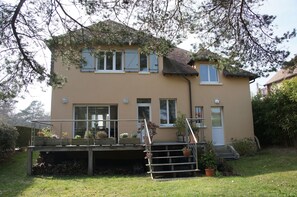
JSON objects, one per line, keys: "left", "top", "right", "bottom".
{"left": 12, "top": 101, "right": 50, "bottom": 127}
{"left": 0, "top": 99, "right": 16, "bottom": 124}
{"left": 252, "top": 78, "right": 297, "bottom": 146}
{"left": 1, "top": 0, "right": 296, "bottom": 100}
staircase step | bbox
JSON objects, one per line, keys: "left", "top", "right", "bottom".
{"left": 147, "top": 169, "right": 199, "bottom": 174}
{"left": 148, "top": 149, "right": 183, "bottom": 153}
{"left": 146, "top": 162, "right": 196, "bottom": 167}
{"left": 152, "top": 155, "right": 193, "bottom": 159}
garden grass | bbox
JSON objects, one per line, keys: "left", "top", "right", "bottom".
{"left": 1, "top": 148, "right": 297, "bottom": 196}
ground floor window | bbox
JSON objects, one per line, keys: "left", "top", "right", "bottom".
{"left": 73, "top": 105, "right": 117, "bottom": 138}
{"left": 160, "top": 99, "right": 176, "bottom": 126}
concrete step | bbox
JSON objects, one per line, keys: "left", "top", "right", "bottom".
{"left": 146, "top": 162, "right": 196, "bottom": 167}
{"left": 147, "top": 169, "right": 199, "bottom": 174}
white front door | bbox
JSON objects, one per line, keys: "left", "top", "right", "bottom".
{"left": 211, "top": 107, "right": 224, "bottom": 145}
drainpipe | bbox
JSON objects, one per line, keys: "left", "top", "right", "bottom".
{"left": 182, "top": 75, "right": 193, "bottom": 118}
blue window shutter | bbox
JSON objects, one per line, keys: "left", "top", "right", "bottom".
{"left": 124, "top": 49, "right": 139, "bottom": 72}
{"left": 81, "top": 49, "right": 95, "bottom": 72}
{"left": 149, "top": 53, "right": 158, "bottom": 73}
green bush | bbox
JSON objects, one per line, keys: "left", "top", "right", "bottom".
{"left": 231, "top": 138, "right": 257, "bottom": 156}
{"left": 0, "top": 123, "right": 19, "bottom": 158}
{"left": 16, "top": 126, "right": 31, "bottom": 147}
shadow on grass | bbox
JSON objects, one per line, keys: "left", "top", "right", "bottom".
{"left": 0, "top": 151, "right": 35, "bottom": 197}
{"left": 229, "top": 148, "right": 297, "bottom": 177}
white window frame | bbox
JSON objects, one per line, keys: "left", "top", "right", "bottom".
{"left": 160, "top": 99, "right": 177, "bottom": 127}
{"left": 95, "top": 51, "right": 123, "bottom": 73}
{"left": 200, "top": 64, "right": 219, "bottom": 84}
{"left": 139, "top": 53, "right": 149, "bottom": 73}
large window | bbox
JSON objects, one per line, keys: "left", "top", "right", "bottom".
{"left": 96, "top": 51, "right": 123, "bottom": 72}
{"left": 160, "top": 99, "right": 176, "bottom": 126}
{"left": 200, "top": 65, "right": 219, "bottom": 83}
{"left": 81, "top": 49, "right": 158, "bottom": 73}
{"left": 74, "top": 105, "right": 118, "bottom": 138}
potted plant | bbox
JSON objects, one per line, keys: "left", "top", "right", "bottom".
{"left": 201, "top": 143, "right": 217, "bottom": 176}
{"left": 174, "top": 112, "right": 186, "bottom": 142}
{"left": 182, "top": 146, "right": 191, "bottom": 157}
{"left": 119, "top": 132, "right": 140, "bottom": 145}
{"left": 94, "top": 131, "right": 115, "bottom": 145}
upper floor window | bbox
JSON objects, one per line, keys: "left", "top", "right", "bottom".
{"left": 96, "top": 51, "right": 123, "bottom": 72}
{"left": 200, "top": 64, "right": 219, "bottom": 83}
{"left": 81, "top": 49, "right": 158, "bottom": 73}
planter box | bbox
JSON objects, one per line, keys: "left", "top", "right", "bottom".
{"left": 33, "top": 137, "right": 46, "bottom": 146}
{"left": 94, "top": 138, "right": 115, "bottom": 145}
{"left": 44, "top": 138, "right": 61, "bottom": 146}
{"left": 119, "top": 138, "right": 140, "bottom": 145}
{"left": 71, "top": 139, "right": 91, "bottom": 146}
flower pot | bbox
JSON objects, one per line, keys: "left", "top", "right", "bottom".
{"left": 177, "top": 135, "right": 185, "bottom": 142}
{"left": 94, "top": 138, "right": 115, "bottom": 145}
{"left": 34, "top": 137, "right": 45, "bottom": 146}
{"left": 183, "top": 148, "right": 191, "bottom": 157}
{"left": 205, "top": 168, "right": 215, "bottom": 176}
{"left": 71, "top": 139, "right": 91, "bottom": 146}
{"left": 119, "top": 138, "right": 140, "bottom": 145}
{"left": 44, "top": 138, "right": 61, "bottom": 146}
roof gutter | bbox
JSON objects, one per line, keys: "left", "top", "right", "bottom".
{"left": 182, "top": 75, "right": 193, "bottom": 118}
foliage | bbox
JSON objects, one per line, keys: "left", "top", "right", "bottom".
{"left": 201, "top": 142, "right": 217, "bottom": 169}
{"left": 231, "top": 138, "right": 257, "bottom": 156}
{"left": 95, "top": 131, "right": 108, "bottom": 139}
{"left": 252, "top": 78, "right": 297, "bottom": 146}
{"left": 120, "top": 133, "right": 129, "bottom": 138}
{"left": 74, "top": 135, "right": 82, "bottom": 139}
{"left": 174, "top": 112, "right": 186, "bottom": 136}
{"left": 84, "top": 130, "right": 93, "bottom": 139}
{"left": 37, "top": 127, "right": 53, "bottom": 138}
{"left": 0, "top": 123, "right": 19, "bottom": 158}
{"left": 1, "top": 0, "right": 295, "bottom": 100}
{"left": 140, "top": 121, "right": 159, "bottom": 138}
{"left": 12, "top": 101, "right": 50, "bottom": 127}
{"left": 15, "top": 126, "right": 31, "bottom": 147}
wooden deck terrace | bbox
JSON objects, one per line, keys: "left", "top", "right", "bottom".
{"left": 27, "top": 144, "right": 145, "bottom": 176}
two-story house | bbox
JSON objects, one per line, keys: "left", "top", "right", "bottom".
{"left": 50, "top": 20, "right": 257, "bottom": 146}
{"left": 265, "top": 67, "right": 297, "bottom": 94}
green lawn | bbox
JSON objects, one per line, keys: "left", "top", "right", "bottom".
{"left": 1, "top": 148, "right": 297, "bottom": 196}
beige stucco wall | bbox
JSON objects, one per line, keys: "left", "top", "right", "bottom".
{"left": 51, "top": 48, "right": 254, "bottom": 144}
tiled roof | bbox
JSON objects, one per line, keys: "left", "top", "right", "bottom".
{"left": 265, "top": 68, "right": 297, "bottom": 85}
{"left": 163, "top": 56, "right": 198, "bottom": 76}
{"left": 223, "top": 66, "right": 258, "bottom": 81}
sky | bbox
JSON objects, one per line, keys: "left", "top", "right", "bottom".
{"left": 14, "top": 0, "right": 297, "bottom": 113}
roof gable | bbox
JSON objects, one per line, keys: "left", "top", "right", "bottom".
{"left": 265, "top": 68, "right": 297, "bottom": 85}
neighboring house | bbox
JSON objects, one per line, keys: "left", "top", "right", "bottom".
{"left": 265, "top": 67, "right": 297, "bottom": 94}
{"left": 50, "top": 20, "right": 257, "bottom": 146}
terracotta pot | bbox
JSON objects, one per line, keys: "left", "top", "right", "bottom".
{"left": 205, "top": 168, "right": 215, "bottom": 176}
{"left": 183, "top": 148, "right": 191, "bottom": 157}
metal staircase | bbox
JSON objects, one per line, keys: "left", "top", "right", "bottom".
{"left": 145, "top": 143, "right": 199, "bottom": 180}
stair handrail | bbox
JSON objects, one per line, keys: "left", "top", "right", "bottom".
{"left": 185, "top": 118, "right": 199, "bottom": 171}
{"left": 143, "top": 119, "right": 152, "bottom": 145}
{"left": 185, "top": 118, "right": 198, "bottom": 144}
{"left": 143, "top": 119, "right": 154, "bottom": 179}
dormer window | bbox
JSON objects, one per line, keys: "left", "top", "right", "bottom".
{"left": 200, "top": 64, "right": 219, "bottom": 84}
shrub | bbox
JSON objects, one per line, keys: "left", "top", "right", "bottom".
{"left": 95, "top": 131, "right": 107, "bottom": 139}
{"left": 0, "top": 123, "right": 19, "bottom": 158}
{"left": 231, "top": 138, "right": 257, "bottom": 156}
{"left": 16, "top": 126, "right": 31, "bottom": 147}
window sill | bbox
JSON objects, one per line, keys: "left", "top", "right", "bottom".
{"left": 159, "top": 125, "right": 175, "bottom": 129}
{"left": 138, "top": 71, "right": 150, "bottom": 75}
{"left": 95, "top": 71, "right": 125, "bottom": 74}
{"left": 200, "top": 82, "right": 223, "bottom": 86}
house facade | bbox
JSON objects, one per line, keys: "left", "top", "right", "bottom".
{"left": 50, "top": 21, "right": 257, "bottom": 146}
{"left": 265, "top": 68, "right": 297, "bottom": 94}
